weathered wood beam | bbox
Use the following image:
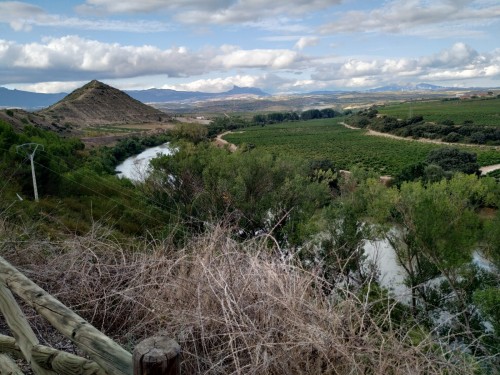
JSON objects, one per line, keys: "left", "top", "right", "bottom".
{"left": 0, "top": 256, "right": 132, "bottom": 375}
{"left": 33, "top": 344, "right": 107, "bottom": 375}
{"left": 0, "top": 353, "right": 25, "bottom": 375}
{"left": 0, "top": 334, "right": 106, "bottom": 375}
{"left": 0, "top": 283, "right": 55, "bottom": 375}
{"left": 0, "top": 334, "right": 21, "bottom": 360}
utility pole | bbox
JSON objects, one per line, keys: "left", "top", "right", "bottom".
{"left": 16, "top": 143, "right": 44, "bottom": 202}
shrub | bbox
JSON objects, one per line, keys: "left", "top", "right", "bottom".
{"left": 3, "top": 223, "right": 477, "bottom": 375}
{"left": 442, "top": 132, "right": 461, "bottom": 143}
{"left": 440, "top": 119, "right": 455, "bottom": 126}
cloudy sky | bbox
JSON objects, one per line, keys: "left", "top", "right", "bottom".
{"left": 1, "top": 0, "right": 499, "bottom": 93}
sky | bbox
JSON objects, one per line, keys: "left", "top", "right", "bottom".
{"left": 0, "top": 0, "right": 499, "bottom": 94}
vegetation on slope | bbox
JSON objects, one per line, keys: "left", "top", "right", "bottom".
{"left": 1, "top": 118, "right": 500, "bottom": 373}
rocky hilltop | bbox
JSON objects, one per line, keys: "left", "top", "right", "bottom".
{"left": 40, "top": 80, "right": 168, "bottom": 127}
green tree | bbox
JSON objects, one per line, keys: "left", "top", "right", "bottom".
{"left": 172, "top": 122, "right": 208, "bottom": 144}
{"left": 387, "top": 174, "right": 487, "bottom": 327}
{"left": 426, "top": 147, "right": 480, "bottom": 175}
{"left": 146, "top": 141, "right": 330, "bottom": 242}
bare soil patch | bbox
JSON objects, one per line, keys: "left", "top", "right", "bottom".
{"left": 214, "top": 131, "right": 239, "bottom": 152}
{"left": 480, "top": 163, "right": 500, "bottom": 175}
{"left": 339, "top": 122, "right": 500, "bottom": 150}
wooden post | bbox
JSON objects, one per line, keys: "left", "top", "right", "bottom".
{"left": 133, "top": 336, "right": 180, "bottom": 375}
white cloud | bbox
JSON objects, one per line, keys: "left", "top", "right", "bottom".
{"left": 420, "top": 42, "right": 479, "bottom": 68}
{"left": 0, "top": 1, "right": 169, "bottom": 32}
{"left": 77, "top": 0, "right": 226, "bottom": 14}
{"left": 311, "top": 43, "right": 500, "bottom": 87}
{"left": 79, "top": 0, "right": 342, "bottom": 25}
{"left": 17, "top": 81, "right": 86, "bottom": 93}
{"left": 0, "top": 36, "right": 303, "bottom": 85}
{"left": 162, "top": 75, "right": 265, "bottom": 93}
{"left": 163, "top": 74, "right": 306, "bottom": 93}
{"left": 320, "top": 0, "right": 500, "bottom": 36}
{"left": 0, "top": 1, "right": 44, "bottom": 31}
{"left": 213, "top": 49, "right": 301, "bottom": 69}
{"left": 294, "top": 37, "right": 319, "bottom": 50}
{"left": 0, "top": 36, "right": 206, "bottom": 83}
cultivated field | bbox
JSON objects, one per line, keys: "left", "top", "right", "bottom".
{"left": 223, "top": 118, "right": 500, "bottom": 175}
{"left": 377, "top": 97, "right": 500, "bottom": 126}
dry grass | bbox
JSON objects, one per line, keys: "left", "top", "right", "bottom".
{"left": 1, "top": 221, "right": 476, "bottom": 374}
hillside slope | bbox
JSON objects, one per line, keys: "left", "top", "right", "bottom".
{"left": 40, "top": 80, "right": 169, "bottom": 127}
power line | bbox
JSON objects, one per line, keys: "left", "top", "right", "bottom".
{"left": 1, "top": 144, "right": 203, "bottom": 231}
{"left": 32, "top": 160, "right": 200, "bottom": 232}
{"left": 0, "top": 157, "right": 27, "bottom": 197}
{"left": 34, "top": 148, "right": 200, "bottom": 225}
{"left": 16, "top": 143, "right": 44, "bottom": 202}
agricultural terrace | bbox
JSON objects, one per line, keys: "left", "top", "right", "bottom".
{"left": 223, "top": 118, "right": 500, "bottom": 175}
{"left": 376, "top": 97, "right": 500, "bottom": 126}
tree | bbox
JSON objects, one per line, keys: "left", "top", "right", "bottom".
{"left": 426, "top": 147, "right": 480, "bottom": 175}
{"left": 442, "top": 132, "right": 461, "bottom": 143}
{"left": 387, "top": 174, "right": 487, "bottom": 325}
{"left": 301, "top": 109, "right": 321, "bottom": 120}
{"left": 320, "top": 108, "right": 340, "bottom": 118}
{"left": 423, "top": 164, "right": 446, "bottom": 183}
{"left": 146, "top": 142, "right": 330, "bottom": 242}
{"left": 406, "top": 115, "right": 424, "bottom": 125}
{"left": 172, "top": 123, "right": 207, "bottom": 144}
{"left": 252, "top": 114, "right": 267, "bottom": 125}
{"left": 267, "top": 112, "right": 285, "bottom": 123}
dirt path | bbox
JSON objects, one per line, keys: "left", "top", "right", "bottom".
{"left": 339, "top": 122, "right": 500, "bottom": 175}
{"left": 341, "top": 122, "right": 363, "bottom": 130}
{"left": 214, "top": 131, "right": 238, "bottom": 152}
{"left": 480, "top": 164, "right": 500, "bottom": 175}
{"left": 340, "top": 122, "right": 500, "bottom": 149}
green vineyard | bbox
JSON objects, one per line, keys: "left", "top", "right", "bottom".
{"left": 224, "top": 118, "right": 500, "bottom": 175}
{"left": 377, "top": 97, "right": 500, "bottom": 126}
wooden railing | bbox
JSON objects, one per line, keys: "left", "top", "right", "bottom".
{"left": 0, "top": 256, "right": 180, "bottom": 375}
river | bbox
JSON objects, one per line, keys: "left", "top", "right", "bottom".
{"left": 115, "top": 142, "right": 173, "bottom": 181}
{"left": 116, "top": 142, "right": 495, "bottom": 304}
{"left": 365, "top": 236, "right": 495, "bottom": 303}
{"left": 364, "top": 238, "right": 411, "bottom": 302}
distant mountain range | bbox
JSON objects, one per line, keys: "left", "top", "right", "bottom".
{"left": 368, "top": 83, "right": 450, "bottom": 92}
{"left": 0, "top": 85, "right": 270, "bottom": 110}
{"left": 0, "top": 87, "right": 66, "bottom": 109}
{"left": 2, "top": 81, "right": 497, "bottom": 110}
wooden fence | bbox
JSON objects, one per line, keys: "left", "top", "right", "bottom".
{"left": 0, "top": 255, "right": 180, "bottom": 375}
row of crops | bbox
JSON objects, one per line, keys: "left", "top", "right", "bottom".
{"left": 376, "top": 97, "right": 500, "bottom": 126}
{"left": 223, "top": 118, "right": 500, "bottom": 175}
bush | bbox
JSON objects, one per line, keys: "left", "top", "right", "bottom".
{"left": 5, "top": 223, "right": 476, "bottom": 375}
{"left": 426, "top": 148, "right": 480, "bottom": 175}
{"left": 406, "top": 115, "right": 424, "bottom": 125}
{"left": 440, "top": 119, "right": 455, "bottom": 126}
{"left": 442, "top": 132, "right": 461, "bottom": 143}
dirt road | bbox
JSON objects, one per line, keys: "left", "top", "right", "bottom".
{"left": 339, "top": 122, "right": 500, "bottom": 175}
{"left": 340, "top": 122, "right": 500, "bottom": 149}
{"left": 480, "top": 164, "right": 500, "bottom": 175}
{"left": 214, "top": 131, "right": 238, "bottom": 152}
